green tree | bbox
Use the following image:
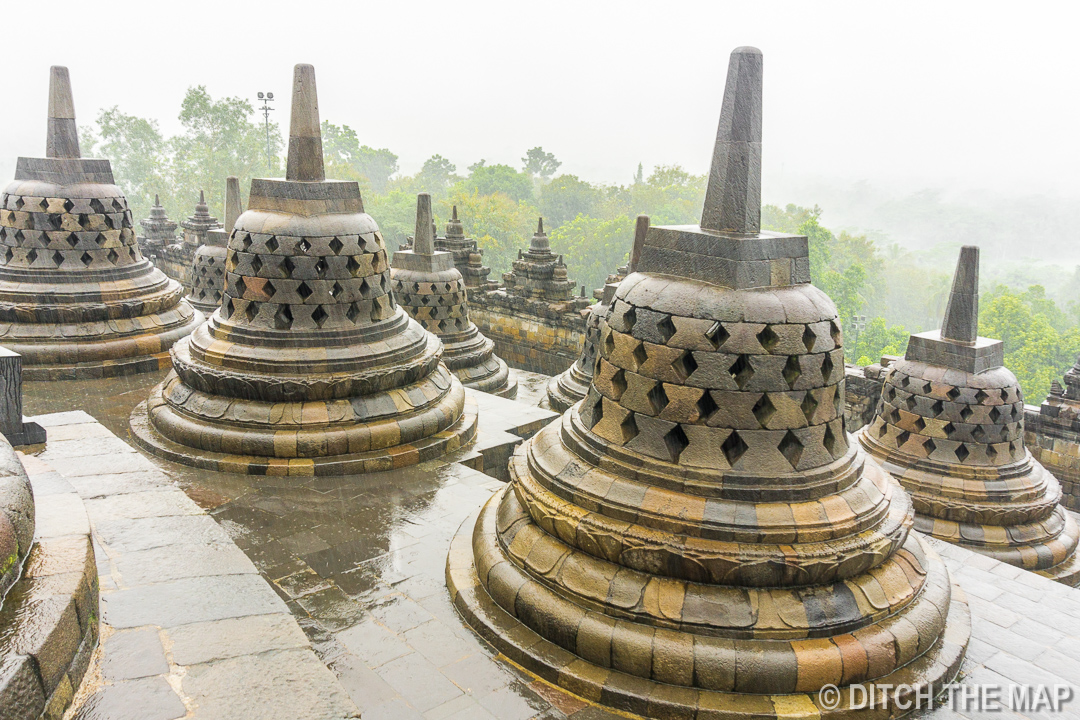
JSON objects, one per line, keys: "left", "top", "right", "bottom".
{"left": 82, "top": 108, "right": 170, "bottom": 225}
{"left": 321, "top": 121, "right": 398, "bottom": 193}
{"left": 549, "top": 215, "right": 634, "bottom": 293}
{"left": 414, "top": 154, "right": 459, "bottom": 194}
{"left": 440, "top": 189, "right": 538, "bottom": 276}
{"left": 522, "top": 147, "right": 561, "bottom": 180}
{"left": 539, "top": 175, "right": 600, "bottom": 228}
{"left": 458, "top": 162, "right": 534, "bottom": 204}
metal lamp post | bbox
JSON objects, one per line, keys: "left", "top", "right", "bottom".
{"left": 257, "top": 91, "right": 274, "bottom": 172}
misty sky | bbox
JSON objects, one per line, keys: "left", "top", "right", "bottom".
{"left": 2, "top": 1, "right": 1078, "bottom": 199}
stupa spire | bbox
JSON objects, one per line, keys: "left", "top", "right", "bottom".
{"left": 529, "top": 218, "right": 549, "bottom": 253}
{"left": 285, "top": 64, "right": 324, "bottom": 183}
{"left": 223, "top": 176, "right": 241, "bottom": 234}
{"left": 155, "top": 194, "right": 161, "bottom": 206}
{"left": 452, "top": 205, "right": 458, "bottom": 220}
{"left": 629, "top": 214, "right": 649, "bottom": 273}
{"left": 941, "top": 245, "right": 979, "bottom": 344}
{"left": 700, "top": 47, "right": 762, "bottom": 234}
{"left": 46, "top": 66, "right": 80, "bottom": 159}
{"left": 413, "top": 193, "right": 435, "bottom": 255}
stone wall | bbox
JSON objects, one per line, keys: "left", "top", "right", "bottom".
{"left": 468, "top": 292, "right": 587, "bottom": 376}
{"left": 843, "top": 361, "right": 887, "bottom": 432}
{"left": 1025, "top": 405, "right": 1080, "bottom": 510}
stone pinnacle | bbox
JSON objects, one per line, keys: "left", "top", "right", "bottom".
{"left": 199, "top": 190, "right": 205, "bottom": 204}
{"left": 413, "top": 194, "right": 435, "bottom": 255}
{"left": 46, "top": 66, "right": 80, "bottom": 159}
{"left": 155, "top": 194, "right": 161, "bottom": 206}
{"left": 530, "top": 218, "right": 550, "bottom": 253}
{"left": 224, "top": 176, "right": 242, "bottom": 234}
{"left": 452, "top": 205, "right": 458, "bottom": 220}
{"left": 700, "top": 46, "right": 763, "bottom": 235}
{"left": 941, "top": 245, "right": 980, "bottom": 344}
{"left": 629, "top": 214, "right": 649, "bottom": 273}
{"left": 285, "top": 64, "right": 325, "bottom": 183}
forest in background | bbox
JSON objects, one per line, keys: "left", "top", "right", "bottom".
{"left": 82, "top": 87, "right": 1080, "bottom": 404}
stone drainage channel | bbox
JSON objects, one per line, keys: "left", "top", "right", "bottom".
{"left": 18, "top": 370, "right": 1080, "bottom": 720}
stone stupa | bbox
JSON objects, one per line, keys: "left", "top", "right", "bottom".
{"left": 0, "top": 67, "right": 201, "bottom": 379}
{"left": 546, "top": 215, "right": 648, "bottom": 412}
{"left": 137, "top": 194, "right": 177, "bottom": 261}
{"left": 187, "top": 176, "right": 240, "bottom": 315}
{"left": 438, "top": 206, "right": 494, "bottom": 290}
{"left": 448, "top": 47, "right": 969, "bottom": 718}
{"left": 502, "top": 218, "right": 578, "bottom": 301}
{"left": 131, "top": 64, "right": 476, "bottom": 475}
{"left": 391, "top": 194, "right": 516, "bottom": 398}
{"left": 859, "top": 246, "right": 1080, "bottom": 584}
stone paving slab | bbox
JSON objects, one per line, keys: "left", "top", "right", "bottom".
{"left": 24, "top": 412, "right": 358, "bottom": 720}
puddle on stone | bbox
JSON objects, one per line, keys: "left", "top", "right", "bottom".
{"left": 22, "top": 371, "right": 621, "bottom": 718}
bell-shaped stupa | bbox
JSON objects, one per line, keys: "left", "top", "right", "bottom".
{"left": 391, "top": 194, "right": 516, "bottom": 398}
{"left": 187, "top": 176, "right": 240, "bottom": 315}
{"left": 131, "top": 64, "right": 476, "bottom": 475}
{"left": 448, "top": 47, "right": 969, "bottom": 718}
{"left": 439, "top": 206, "right": 494, "bottom": 290}
{"left": 546, "top": 215, "right": 648, "bottom": 412}
{"left": 138, "top": 194, "right": 177, "bottom": 261}
{"left": 859, "top": 246, "right": 1080, "bottom": 584}
{"left": 0, "top": 67, "right": 201, "bottom": 379}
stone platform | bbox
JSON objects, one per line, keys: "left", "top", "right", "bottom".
{"left": 17, "top": 381, "right": 1080, "bottom": 719}
{"left": 22, "top": 410, "right": 358, "bottom": 720}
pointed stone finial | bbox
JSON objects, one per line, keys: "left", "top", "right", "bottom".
{"left": 286, "top": 64, "right": 325, "bottom": 183}
{"left": 529, "top": 218, "right": 550, "bottom": 253}
{"left": 413, "top": 194, "right": 435, "bottom": 255}
{"left": 700, "top": 47, "right": 762, "bottom": 235}
{"left": 155, "top": 194, "right": 161, "bottom": 207}
{"left": 452, "top": 205, "right": 459, "bottom": 221}
{"left": 199, "top": 190, "right": 205, "bottom": 204}
{"left": 941, "top": 246, "right": 980, "bottom": 344}
{"left": 46, "top": 66, "right": 80, "bottom": 159}
{"left": 629, "top": 214, "right": 649, "bottom": 273}
{"left": 224, "top": 176, "right": 242, "bottom": 234}
{"left": 538, "top": 218, "right": 545, "bottom": 234}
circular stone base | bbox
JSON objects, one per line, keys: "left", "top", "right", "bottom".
{"left": 129, "top": 394, "right": 478, "bottom": 477}
{"left": 446, "top": 486, "right": 971, "bottom": 720}
{"left": 1037, "top": 547, "right": 1080, "bottom": 586}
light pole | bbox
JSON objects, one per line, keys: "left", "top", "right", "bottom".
{"left": 257, "top": 91, "right": 274, "bottom": 172}
{"left": 852, "top": 314, "right": 868, "bottom": 355}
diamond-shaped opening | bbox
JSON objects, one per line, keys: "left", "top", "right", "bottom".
{"left": 647, "top": 382, "right": 669, "bottom": 415}
{"left": 52, "top": 250, "right": 64, "bottom": 266}
{"left": 618, "top": 413, "right": 639, "bottom": 444}
{"left": 877, "top": 421, "right": 888, "bottom": 438}
{"left": 3, "top": 248, "right": 11, "bottom": 264}
{"left": 697, "top": 391, "right": 718, "bottom": 422}
{"left": 88, "top": 198, "right": 102, "bottom": 213}
{"left": 823, "top": 423, "right": 840, "bottom": 456}
{"left": 663, "top": 424, "right": 690, "bottom": 463}
{"left": 274, "top": 304, "right": 293, "bottom": 330}
{"left": 989, "top": 406, "right": 1001, "bottom": 423}
{"left": 223, "top": 297, "right": 234, "bottom": 319}
{"left": 347, "top": 256, "right": 362, "bottom": 277}
{"left": 729, "top": 355, "right": 754, "bottom": 389}
{"left": 610, "top": 369, "right": 627, "bottom": 400}
{"left": 1000, "top": 388, "right": 1010, "bottom": 402}
{"left": 312, "top": 305, "right": 329, "bottom": 328}
{"left": 955, "top": 444, "right": 970, "bottom": 462}
{"left": 900, "top": 376, "right": 910, "bottom": 388}
{"left": 896, "top": 430, "right": 911, "bottom": 446}
{"left": 298, "top": 238, "right": 310, "bottom": 254}
{"left": 587, "top": 395, "right": 604, "bottom": 429}
{"left": 671, "top": 349, "right": 697, "bottom": 381}
{"left": 924, "top": 438, "right": 937, "bottom": 455}
{"left": 315, "top": 258, "right": 327, "bottom": 277}
{"left": 79, "top": 251, "right": 92, "bottom": 266}
{"left": 631, "top": 342, "right": 648, "bottom": 370}
{"left": 885, "top": 386, "right": 896, "bottom": 402}
{"left": 830, "top": 320, "right": 842, "bottom": 346}
{"left": 330, "top": 282, "right": 344, "bottom": 299}
{"left": 987, "top": 444, "right": 998, "bottom": 462}
{"left": 296, "top": 281, "right": 313, "bottom": 301}
{"left": 801, "top": 392, "right": 819, "bottom": 423}
{"left": 706, "top": 322, "right": 730, "bottom": 350}
{"left": 346, "top": 302, "right": 361, "bottom": 323}
{"left": 721, "top": 431, "right": 748, "bottom": 466}
{"left": 602, "top": 330, "right": 615, "bottom": 357}
{"left": 622, "top": 305, "right": 637, "bottom": 332}
{"left": 931, "top": 399, "right": 944, "bottom": 415}
{"left": 974, "top": 389, "right": 989, "bottom": 403}
{"left": 778, "top": 430, "right": 803, "bottom": 469}
{"left": 265, "top": 236, "right": 279, "bottom": 253}
{"left": 111, "top": 198, "right": 124, "bottom": 211}
{"left": 241, "top": 234, "right": 253, "bottom": 251}
{"left": 107, "top": 248, "right": 119, "bottom": 264}
{"left": 329, "top": 237, "right": 344, "bottom": 254}
{"left": 370, "top": 296, "right": 385, "bottom": 323}
{"left": 757, "top": 325, "right": 779, "bottom": 352}
{"left": 752, "top": 394, "right": 776, "bottom": 428}
{"left": 802, "top": 325, "right": 817, "bottom": 352}
{"left": 250, "top": 254, "right": 263, "bottom": 276}
{"left": 947, "top": 386, "right": 961, "bottom": 401}
{"left": 783, "top": 356, "right": 802, "bottom": 389}
{"left": 821, "top": 353, "right": 835, "bottom": 383}
{"left": 959, "top": 405, "right": 973, "bottom": 421}
{"left": 63, "top": 198, "right": 74, "bottom": 212}
{"left": 232, "top": 276, "right": 247, "bottom": 297}
{"left": 913, "top": 416, "right": 926, "bottom": 432}
{"left": 657, "top": 315, "right": 676, "bottom": 343}
{"left": 263, "top": 280, "right": 276, "bottom": 298}
{"left": 244, "top": 301, "right": 259, "bottom": 323}
{"left": 906, "top": 394, "right": 918, "bottom": 411}
{"left": 48, "top": 214, "right": 63, "bottom": 231}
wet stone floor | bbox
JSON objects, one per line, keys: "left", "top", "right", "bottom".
{"left": 25, "top": 371, "right": 628, "bottom": 720}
